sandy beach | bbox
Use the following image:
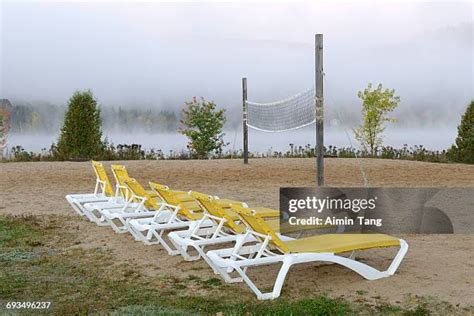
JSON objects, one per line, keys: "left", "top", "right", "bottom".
{"left": 1, "top": 158, "right": 473, "bottom": 307}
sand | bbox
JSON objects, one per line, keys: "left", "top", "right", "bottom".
{"left": 1, "top": 158, "right": 473, "bottom": 307}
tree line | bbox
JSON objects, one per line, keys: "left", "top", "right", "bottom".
{"left": 1, "top": 87, "right": 472, "bottom": 163}
{"left": 3, "top": 102, "right": 179, "bottom": 133}
{"left": 55, "top": 91, "right": 228, "bottom": 160}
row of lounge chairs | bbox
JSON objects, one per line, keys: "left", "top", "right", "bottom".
{"left": 66, "top": 161, "right": 408, "bottom": 300}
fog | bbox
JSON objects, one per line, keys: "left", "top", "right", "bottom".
{"left": 7, "top": 126, "right": 458, "bottom": 154}
{"left": 1, "top": 1, "right": 473, "bottom": 152}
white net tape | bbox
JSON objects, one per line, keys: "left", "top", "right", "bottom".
{"left": 246, "top": 88, "right": 315, "bottom": 132}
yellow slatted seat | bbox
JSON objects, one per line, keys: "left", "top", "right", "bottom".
{"left": 111, "top": 164, "right": 159, "bottom": 199}
{"left": 149, "top": 182, "right": 207, "bottom": 220}
{"left": 191, "top": 191, "right": 278, "bottom": 219}
{"left": 251, "top": 207, "right": 279, "bottom": 218}
{"left": 284, "top": 234, "right": 400, "bottom": 254}
{"left": 194, "top": 195, "right": 326, "bottom": 235}
{"left": 146, "top": 190, "right": 159, "bottom": 198}
{"left": 149, "top": 183, "right": 244, "bottom": 221}
{"left": 232, "top": 204, "right": 401, "bottom": 254}
{"left": 236, "top": 219, "right": 331, "bottom": 234}
{"left": 193, "top": 193, "right": 245, "bottom": 233}
{"left": 111, "top": 165, "right": 132, "bottom": 198}
{"left": 179, "top": 201, "right": 203, "bottom": 212}
{"left": 264, "top": 219, "right": 333, "bottom": 234}
{"left": 124, "top": 178, "right": 162, "bottom": 210}
{"left": 173, "top": 193, "right": 194, "bottom": 201}
{"left": 91, "top": 161, "right": 115, "bottom": 197}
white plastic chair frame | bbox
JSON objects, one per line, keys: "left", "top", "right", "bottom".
{"left": 127, "top": 191, "right": 215, "bottom": 254}
{"left": 85, "top": 186, "right": 180, "bottom": 240}
{"left": 168, "top": 208, "right": 300, "bottom": 284}
{"left": 206, "top": 228, "right": 409, "bottom": 300}
{"left": 82, "top": 182, "right": 133, "bottom": 225}
{"left": 65, "top": 177, "right": 111, "bottom": 217}
{"left": 168, "top": 211, "right": 249, "bottom": 282}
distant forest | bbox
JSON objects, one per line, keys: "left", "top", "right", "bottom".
{"left": 4, "top": 100, "right": 461, "bottom": 134}
{"left": 6, "top": 102, "right": 179, "bottom": 133}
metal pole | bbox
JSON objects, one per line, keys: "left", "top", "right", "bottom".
{"left": 242, "top": 77, "right": 249, "bottom": 164}
{"left": 315, "top": 34, "right": 324, "bottom": 186}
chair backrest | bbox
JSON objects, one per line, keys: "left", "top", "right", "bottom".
{"left": 232, "top": 204, "right": 289, "bottom": 253}
{"left": 111, "top": 164, "right": 131, "bottom": 198}
{"left": 123, "top": 178, "right": 158, "bottom": 209}
{"left": 192, "top": 193, "right": 245, "bottom": 234}
{"left": 149, "top": 182, "right": 201, "bottom": 220}
{"left": 91, "top": 160, "right": 115, "bottom": 197}
{"left": 149, "top": 182, "right": 178, "bottom": 203}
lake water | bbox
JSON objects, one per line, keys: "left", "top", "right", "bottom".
{"left": 7, "top": 126, "right": 457, "bottom": 154}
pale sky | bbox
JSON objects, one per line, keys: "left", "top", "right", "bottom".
{"left": 0, "top": 0, "right": 472, "bottom": 114}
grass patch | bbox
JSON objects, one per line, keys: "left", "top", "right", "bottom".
{"left": 0, "top": 248, "right": 39, "bottom": 262}
{"left": 0, "top": 215, "right": 470, "bottom": 315}
{"left": 0, "top": 215, "right": 42, "bottom": 248}
{"left": 183, "top": 275, "right": 222, "bottom": 289}
{"left": 201, "top": 277, "right": 222, "bottom": 287}
{"left": 110, "top": 305, "right": 199, "bottom": 316}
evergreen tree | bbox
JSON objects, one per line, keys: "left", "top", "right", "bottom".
{"left": 448, "top": 101, "right": 473, "bottom": 164}
{"left": 57, "top": 90, "right": 104, "bottom": 159}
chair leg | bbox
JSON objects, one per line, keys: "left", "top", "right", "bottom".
{"left": 141, "top": 229, "right": 160, "bottom": 245}
{"left": 124, "top": 222, "right": 140, "bottom": 240}
{"left": 151, "top": 229, "right": 180, "bottom": 256}
{"left": 68, "top": 200, "right": 85, "bottom": 216}
{"left": 210, "top": 258, "right": 244, "bottom": 284}
{"left": 192, "top": 245, "right": 230, "bottom": 278}
{"left": 328, "top": 240, "right": 408, "bottom": 280}
{"left": 82, "top": 207, "right": 99, "bottom": 223}
{"left": 168, "top": 226, "right": 221, "bottom": 262}
{"left": 387, "top": 239, "right": 409, "bottom": 275}
{"left": 232, "top": 258, "right": 292, "bottom": 300}
{"left": 87, "top": 209, "right": 108, "bottom": 226}
{"left": 105, "top": 217, "right": 128, "bottom": 234}
{"left": 169, "top": 237, "right": 200, "bottom": 261}
{"left": 211, "top": 239, "right": 408, "bottom": 300}
{"left": 127, "top": 224, "right": 159, "bottom": 245}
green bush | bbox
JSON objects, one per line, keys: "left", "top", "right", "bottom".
{"left": 354, "top": 83, "right": 400, "bottom": 155}
{"left": 448, "top": 101, "right": 473, "bottom": 164}
{"left": 180, "top": 97, "right": 227, "bottom": 159}
{"left": 57, "top": 90, "right": 105, "bottom": 159}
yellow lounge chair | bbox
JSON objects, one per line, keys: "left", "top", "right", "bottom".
{"left": 125, "top": 178, "right": 214, "bottom": 253}
{"left": 82, "top": 164, "right": 148, "bottom": 225}
{"left": 127, "top": 181, "right": 268, "bottom": 255}
{"left": 168, "top": 194, "right": 334, "bottom": 283}
{"left": 83, "top": 165, "right": 169, "bottom": 227}
{"left": 150, "top": 183, "right": 249, "bottom": 222}
{"left": 206, "top": 204, "right": 408, "bottom": 300}
{"left": 92, "top": 177, "right": 178, "bottom": 238}
{"left": 150, "top": 182, "right": 279, "bottom": 219}
{"left": 65, "top": 161, "right": 116, "bottom": 218}
{"left": 110, "top": 165, "right": 159, "bottom": 199}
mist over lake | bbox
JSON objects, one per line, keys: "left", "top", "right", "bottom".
{"left": 8, "top": 126, "right": 457, "bottom": 154}
{"left": 1, "top": 1, "right": 472, "bottom": 157}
